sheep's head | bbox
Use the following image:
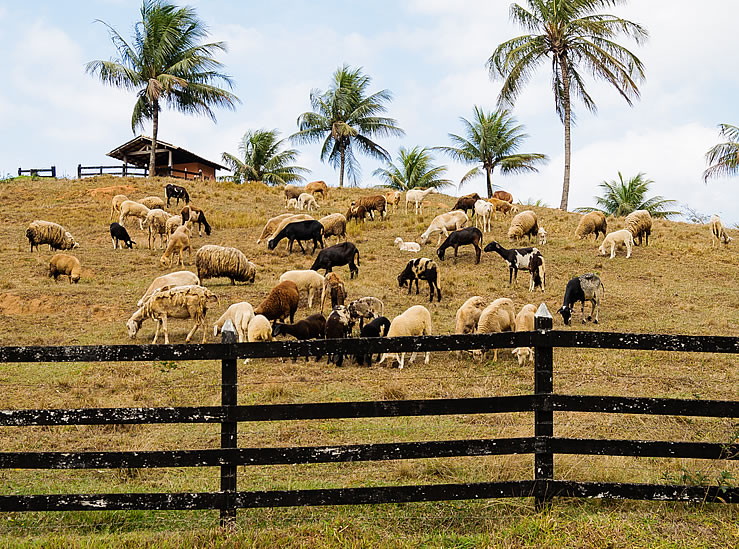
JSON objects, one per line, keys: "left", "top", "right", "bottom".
{"left": 71, "top": 272, "right": 80, "bottom": 284}
{"left": 558, "top": 306, "right": 572, "bottom": 326}
{"left": 159, "top": 255, "right": 171, "bottom": 267}
{"left": 512, "top": 347, "right": 534, "bottom": 367}
{"left": 483, "top": 241, "right": 500, "bottom": 254}
{"left": 436, "top": 247, "right": 445, "bottom": 260}
{"left": 126, "top": 317, "right": 142, "bottom": 339}
{"left": 394, "top": 237, "right": 403, "bottom": 246}
{"left": 267, "top": 239, "right": 277, "bottom": 250}
{"left": 419, "top": 234, "right": 429, "bottom": 246}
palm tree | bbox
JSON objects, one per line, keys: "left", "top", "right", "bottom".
{"left": 221, "top": 129, "right": 310, "bottom": 185}
{"left": 703, "top": 123, "right": 739, "bottom": 182}
{"left": 291, "top": 65, "right": 404, "bottom": 188}
{"left": 433, "top": 106, "right": 547, "bottom": 198}
{"left": 86, "top": 0, "right": 239, "bottom": 176}
{"left": 488, "top": 0, "right": 648, "bottom": 210}
{"left": 576, "top": 172, "right": 678, "bottom": 218}
{"left": 372, "top": 146, "right": 452, "bottom": 191}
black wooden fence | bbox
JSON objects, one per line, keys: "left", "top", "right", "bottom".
{"left": 0, "top": 311, "right": 737, "bottom": 526}
{"left": 17, "top": 166, "right": 56, "bottom": 178}
{"left": 77, "top": 164, "right": 148, "bottom": 178}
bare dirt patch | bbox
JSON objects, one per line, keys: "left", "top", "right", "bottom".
{"left": 87, "top": 184, "right": 137, "bottom": 199}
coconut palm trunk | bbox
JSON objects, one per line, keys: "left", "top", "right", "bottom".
{"left": 149, "top": 99, "right": 159, "bottom": 177}
{"left": 485, "top": 166, "right": 493, "bottom": 198}
{"left": 339, "top": 145, "right": 346, "bottom": 188}
{"left": 560, "top": 59, "right": 572, "bottom": 211}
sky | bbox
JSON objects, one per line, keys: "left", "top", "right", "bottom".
{"left": 1, "top": 1, "right": 737, "bottom": 224}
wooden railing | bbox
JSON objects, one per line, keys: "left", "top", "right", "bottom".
{"left": 17, "top": 166, "right": 56, "bottom": 178}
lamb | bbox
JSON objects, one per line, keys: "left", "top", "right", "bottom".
{"left": 320, "top": 272, "right": 347, "bottom": 312}
{"left": 599, "top": 229, "right": 634, "bottom": 259}
{"left": 574, "top": 211, "right": 607, "bottom": 241}
{"left": 263, "top": 214, "right": 314, "bottom": 247}
{"left": 487, "top": 197, "right": 519, "bottom": 219}
{"left": 138, "top": 270, "right": 200, "bottom": 307}
{"left": 256, "top": 213, "right": 294, "bottom": 244}
{"left": 455, "top": 296, "right": 488, "bottom": 335}
{"left": 378, "top": 305, "right": 433, "bottom": 369}
{"left": 354, "top": 195, "right": 387, "bottom": 220}
{"left": 394, "top": 237, "right": 421, "bottom": 253}
{"left": 110, "top": 222, "right": 136, "bottom": 249}
{"left": 436, "top": 226, "right": 483, "bottom": 264}
{"left": 345, "top": 203, "right": 368, "bottom": 224}
{"left": 347, "top": 297, "right": 385, "bottom": 330}
{"left": 297, "top": 192, "right": 319, "bottom": 211}
{"left": 474, "top": 298, "right": 516, "bottom": 362}
{"left": 247, "top": 315, "right": 273, "bottom": 342}
{"left": 385, "top": 191, "right": 402, "bottom": 213}
{"left": 26, "top": 220, "right": 79, "bottom": 252}
{"left": 492, "top": 190, "right": 514, "bottom": 203}
{"left": 279, "top": 269, "right": 325, "bottom": 309}
{"left": 710, "top": 214, "right": 733, "bottom": 247}
{"left": 273, "top": 313, "right": 327, "bottom": 361}
{"left": 165, "top": 215, "right": 184, "bottom": 235}
{"left": 213, "top": 301, "right": 254, "bottom": 342}
{"left": 196, "top": 244, "right": 255, "bottom": 284}
{"left": 405, "top": 187, "right": 437, "bottom": 215}
{"left": 452, "top": 193, "right": 481, "bottom": 217}
{"left": 267, "top": 220, "right": 324, "bottom": 255}
{"left": 474, "top": 200, "right": 495, "bottom": 232}
{"left": 511, "top": 304, "right": 536, "bottom": 367}
{"left": 159, "top": 225, "right": 192, "bottom": 267}
{"left": 165, "top": 183, "right": 190, "bottom": 207}
{"left": 397, "top": 257, "right": 442, "bottom": 302}
{"left": 483, "top": 241, "right": 545, "bottom": 291}
{"left": 507, "top": 210, "right": 539, "bottom": 242}
{"left": 142, "top": 208, "right": 171, "bottom": 250}
{"left": 140, "top": 196, "right": 165, "bottom": 210}
{"left": 119, "top": 200, "right": 151, "bottom": 230}
{"left": 558, "top": 273, "right": 605, "bottom": 325}
{"left": 110, "top": 194, "right": 128, "bottom": 221}
{"left": 286, "top": 197, "right": 298, "bottom": 210}
{"left": 283, "top": 184, "right": 304, "bottom": 205}
{"left": 318, "top": 213, "right": 347, "bottom": 243}
{"left": 254, "top": 280, "right": 300, "bottom": 323}
{"left": 354, "top": 316, "right": 391, "bottom": 366}
{"left": 305, "top": 180, "right": 329, "bottom": 198}
{"left": 48, "top": 254, "right": 81, "bottom": 284}
{"left": 180, "top": 205, "right": 212, "bottom": 237}
{"left": 537, "top": 227, "right": 547, "bottom": 246}
{"left": 126, "top": 284, "right": 218, "bottom": 344}
{"left": 624, "top": 209, "right": 652, "bottom": 246}
{"left": 325, "top": 305, "right": 355, "bottom": 366}
{"left": 311, "top": 241, "right": 360, "bottom": 279}
{"left": 419, "top": 211, "right": 470, "bottom": 246}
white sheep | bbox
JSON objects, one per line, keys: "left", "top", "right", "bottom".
{"left": 507, "top": 210, "right": 539, "bottom": 242}
{"left": 286, "top": 198, "right": 298, "bottom": 210}
{"left": 138, "top": 270, "right": 201, "bottom": 307}
{"left": 624, "top": 209, "right": 652, "bottom": 246}
{"left": 394, "top": 237, "right": 421, "bottom": 253}
{"left": 297, "top": 192, "right": 319, "bottom": 211}
{"left": 143, "top": 208, "right": 171, "bottom": 250}
{"left": 405, "top": 188, "right": 437, "bottom": 215}
{"left": 165, "top": 214, "right": 183, "bottom": 235}
{"left": 599, "top": 229, "right": 634, "bottom": 259}
{"left": 474, "top": 298, "right": 515, "bottom": 362}
{"left": 419, "top": 211, "right": 469, "bottom": 246}
{"left": 160, "top": 225, "right": 192, "bottom": 267}
{"left": 26, "top": 220, "right": 79, "bottom": 252}
{"left": 511, "top": 303, "right": 536, "bottom": 367}
{"left": 318, "top": 213, "right": 347, "bottom": 243}
{"left": 257, "top": 213, "right": 295, "bottom": 244}
{"left": 213, "top": 301, "right": 254, "bottom": 342}
{"left": 538, "top": 227, "right": 547, "bottom": 245}
{"left": 710, "top": 214, "right": 733, "bottom": 247}
{"left": 279, "top": 269, "right": 326, "bottom": 309}
{"left": 119, "top": 200, "right": 151, "bottom": 230}
{"left": 455, "top": 296, "right": 488, "bottom": 335}
{"left": 474, "top": 200, "right": 494, "bottom": 233}
{"left": 248, "top": 315, "right": 273, "bottom": 342}
{"left": 110, "top": 194, "right": 128, "bottom": 221}
{"left": 378, "top": 305, "right": 433, "bottom": 369}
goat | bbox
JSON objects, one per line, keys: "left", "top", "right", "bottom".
{"left": 397, "top": 258, "right": 442, "bottom": 302}
{"left": 165, "top": 183, "right": 190, "bottom": 207}
{"left": 558, "top": 273, "right": 605, "bottom": 325}
{"left": 484, "top": 241, "right": 545, "bottom": 291}
{"left": 436, "top": 227, "right": 483, "bottom": 264}
{"left": 405, "top": 188, "right": 437, "bottom": 215}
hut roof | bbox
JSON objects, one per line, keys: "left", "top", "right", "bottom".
{"left": 107, "top": 136, "right": 227, "bottom": 170}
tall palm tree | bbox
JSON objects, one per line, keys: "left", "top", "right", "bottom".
{"left": 86, "top": 0, "right": 239, "bottom": 176}
{"left": 433, "top": 106, "right": 547, "bottom": 198}
{"left": 372, "top": 146, "right": 452, "bottom": 191}
{"left": 703, "top": 123, "right": 739, "bottom": 182}
{"left": 221, "top": 129, "right": 310, "bottom": 185}
{"left": 291, "top": 65, "right": 404, "bottom": 188}
{"left": 488, "top": 0, "right": 648, "bottom": 210}
{"left": 576, "top": 172, "right": 678, "bottom": 218}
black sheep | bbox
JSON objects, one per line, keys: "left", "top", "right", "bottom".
{"left": 272, "top": 313, "right": 326, "bottom": 361}
{"left": 165, "top": 183, "right": 189, "bottom": 207}
{"left": 110, "top": 222, "right": 135, "bottom": 249}
{"left": 311, "top": 241, "right": 360, "bottom": 279}
{"left": 354, "top": 316, "right": 391, "bottom": 366}
{"left": 436, "top": 226, "right": 483, "bottom": 264}
{"left": 268, "top": 220, "right": 324, "bottom": 254}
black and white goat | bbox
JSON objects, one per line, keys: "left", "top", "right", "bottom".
{"left": 436, "top": 226, "right": 483, "bottom": 264}
{"left": 397, "top": 258, "right": 442, "bottom": 302}
{"left": 483, "top": 241, "right": 545, "bottom": 292}
{"left": 354, "top": 316, "right": 391, "bottom": 366}
{"left": 558, "top": 273, "right": 605, "bottom": 325}
{"left": 325, "top": 306, "right": 355, "bottom": 366}
{"left": 165, "top": 183, "right": 190, "bottom": 207}
{"left": 180, "top": 205, "right": 211, "bottom": 236}
{"left": 268, "top": 220, "right": 324, "bottom": 254}
{"left": 110, "top": 222, "right": 135, "bottom": 249}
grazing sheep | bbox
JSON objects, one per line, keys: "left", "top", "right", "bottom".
{"left": 119, "top": 200, "right": 151, "bottom": 230}
{"left": 279, "top": 269, "right": 326, "bottom": 309}
{"left": 385, "top": 191, "right": 402, "bottom": 213}
{"left": 474, "top": 200, "right": 495, "bottom": 232}
{"left": 213, "top": 301, "right": 254, "bottom": 342}
{"left": 354, "top": 316, "right": 391, "bottom": 366}
{"left": 558, "top": 273, "right": 605, "bottom": 325}
{"left": 126, "top": 285, "right": 218, "bottom": 344}
{"left": 165, "top": 183, "right": 190, "bottom": 207}
{"left": 437, "top": 227, "right": 483, "bottom": 264}
{"left": 599, "top": 229, "right": 635, "bottom": 259}
{"left": 321, "top": 272, "right": 347, "bottom": 313}
{"left": 487, "top": 197, "right": 519, "bottom": 220}
{"left": 347, "top": 297, "right": 385, "bottom": 330}
{"left": 405, "top": 188, "right": 437, "bottom": 215}
{"left": 511, "top": 304, "right": 537, "bottom": 367}
{"left": 452, "top": 193, "right": 481, "bottom": 217}
{"left": 257, "top": 213, "right": 295, "bottom": 244}
{"left": 492, "top": 190, "right": 514, "bottom": 203}
{"left": 394, "top": 237, "right": 421, "bottom": 253}
{"left": 710, "top": 214, "right": 733, "bottom": 247}
{"left": 180, "top": 205, "right": 212, "bottom": 237}
{"left": 325, "top": 306, "right": 355, "bottom": 366}
{"left": 165, "top": 214, "right": 184, "bottom": 235}
{"left": 397, "top": 258, "right": 442, "bottom": 302}
{"left": 143, "top": 208, "right": 171, "bottom": 250}
{"left": 160, "top": 225, "right": 192, "bottom": 267}
{"left": 455, "top": 296, "right": 488, "bottom": 335}
{"left": 474, "top": 298, "right": 516, "bottom": 362}
{"left": 306, "top": 180, "right": 329, "bottom": 198}
{"left": 297, "top": 192, "right": 319, "bottom": 211}
{"left": 267, "top": 220, "right": 324, "bottom": 255}
{"left": 110, "top": 222, "right": 136, "bottom": 249}
{"left": 195, "top": 244, "right": 255, "bottom": 285}
{"left": 311, "top": 241, "right": 360, "bottom": 279}
{"left": 284, "top": 184, "right": 304, "bottom": 205}
{"left": 110, "top": 194, "right": 128, "bottom": 221}
{"left": 286, "top": 197, "right": 298, "bottom": 210}
{"left": 318, "top": 213, "right": 347, "bottom": 243}
{"left": 419, "top": 211, "right": 470, "bottom": 246}
{"left": 140, "top": 196, "right": 165, "bottom": 210}
{"left": 345, "top": 203, "right": 368, "bottom": 223}
{"left": 254, "top": 280, "right": 300, "bottom": 323}
{"left": 483, "top": 241, "right": 545, "bottom": 291}
{"left": 264, "top": 214, "right": 314, "bottom": 247}
{"left": 575, "top": 211, "right": 608, "bottom": 241}
{"left": 624, "top": 210, "right": 652, "bottom": 246}
{"left": 507, "top": 210, "right": 539, "bottom": 242}
{"left": 272, "top": 313, "right": 327, "bottom": 361}
{"left": 355, "top": 195, "right": 387, "bottom": 220}
{"left": 247, "top": 315, "right": 273, "bottom": 342}
{"left": 48, "top": 254, "right": 81, "bottom": 284}
{"left": 26, "top": 220, "right": 79, "bottom": 252}
{"left": 138, "top": 270, "right": 201, "bottom": 307}
{"left": 378, "top": 305, "right": 433, "bottom": 369}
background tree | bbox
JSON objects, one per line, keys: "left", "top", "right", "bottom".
{"left": 488, "top": 0, "right": 648, "bottom": 210}
{"left": 221, "top": 129, "right": 309, "bottom": 185}
{"left": 434, "top": 106, "right": 547, "bottom": 198}
{"left": 86, "top": 0, "right": 238, "bottom": 176}
{"left": 291, "top": 65, "right": 404, "bottom": 188}
{"left": 703, "top": 123, "right": 739, "bottom": 182}
{"left": 576, "top": 172, "right": 678, "bottom": 218}
{"left": 372, "top": 146, "right": 451, "bottom": 191}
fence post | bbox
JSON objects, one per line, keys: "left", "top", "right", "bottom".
{"left": 17, "top": 168, "right": 21, "bottom": 176}
{"left": 534, "top": 303, "right": 553, "bottom": 510}
{"left": 220, "top": 320, "right": 238, "bottom": 527}
{"left": 51, "top": 166, "right": 56, "bottom": 178}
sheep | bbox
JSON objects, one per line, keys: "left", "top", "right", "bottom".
{"left": 537, "top": 227, "right": 547, "bottom": 246}
{"left": 165, "top": 183, "right": 189, "bottom": 207}
{"left": 394, "top": 237, "right": 421, "bottom": 253}
{"left": 264, "top": 214, "right": 314, "bottom": 247}
{"left": 180, "top": 205, "right": 212, "bottom": 237}
{"left": 492, "top": 190, "right": 514, "bottom": 203}
{"left": 385, "top": 191, "right": 402, "bottom": 213}
{"left": 474, "top": 200, "right": 495, "bottom": 232}
{"left": 507, "top": 210, "right": 539, "bottom": 242}
{"left": 575, "top": 211, "right": 607, "bottom": 241}
{"left": 345, "top": 203, "right": 368, "bottom": 224}
{"left": 297, "top": 192, "right": 319, "bottom": 211}
{"left": 286, "top": 197, "right": 298, "bottom": 210}
{"left": 268, "top": 220, "right": 324, "bottom": 255}
{"left": 138, "top": 270, "right": 201, "bottom": 307}
{"left": 213, "top": 301, "right": 254, "bottom": 342}
{"left": 452, "top": 193, "right": 481, "bottom": 217}
{"left": 140, "top": 196, "right": 165, "bottom": 210}
{"left": 254, "top": 280, "right": 300, "bottom": 323}
{"left": 455, "top": 296, "right": 488, "bottom": 335}
{"left": 110, "top": 222, "right": 136, "bottom": 249}
{"left": 142, "top": 208, "right": 171, "bottom": 250}
{"left": 110, "top": 194, "right": 128, "bottom": 221}
{"left": 273, "top": 313, "right": 327, "bottom": 362}
{"left": 419, "top": 211, "right": 470, "bottom": 246}
{"left": 311, "top": 241, "right": 360, "bottom": 279}
{"left": 126, "top": 284, "right": 218, "bottom": 344}
{"left": 195, "top": 244, "right": 255, "bottom": 285}
{"left": 257, "top": 213, "right": 295, "bottom": 244}
{"left": 474, "top": 298, "right": 516, "bottom": 362}
{"left": 247, "top": 315, "right": 273, "bottom": 342}
{"left": 710, "top": 214, "right": 733, "bottom": 247}
{"left": 558, "top": 273, "right": 605, "bottom": 325}
{"left": 118, "top": 200, "right": 150, "bottom": 230}
{"left": 318, "top": 213, "right": 347, "bottom": 243}
{"left": 354, "top": 195, "right": 387, "bottom": 220}
{"left": 325, "top": 305, "right": 355, "bottom": 366}
{"left": 378, "top": 305, "right": 433, "bottom": 369}
{"left": 405, "top": 188, "right": 437, "bottom": 215}
{"left": 436, "top": 226, "right": 483, "bottom": 264}
{"left": 48, "top": 253, "right": 81, "bottom": 284}
{"left": 305, "top": 180, "right": 329, "bottom": 198}
{"left": 283, "top": 184, "right": 304, "bottom": 205}
{"left": 347, "top": 297, "right": 385, "bottom": 330}
{"left": 320, "top": 272, "right": 347, "bottom": 313}
{"left": 159, "top": 225, "right": 192, "bottom": 267}
{"left": 487, "top": 197, "right": 519, "bottom": 219}
{"left": 511, "top": 303, "right": 537, "bottom": 367}
{"left": 354, "top": 316, "right": 391, "bottom": 366}
{"left": 165, "top": 214, "right": 184, "bottom": 235}
{"left": 624, "top": 209, "right": 652, "bottom": 246}
{"left": 483, "top": 241, "right": 545, "bottom": 291}
{"left": 599, "top": 229, "right": 635, "bottom": 259}
{"left": 279, "top": 269, "right": 326, "bottom": 309}
{"left": 26, "top": 220, "right": 79, "bottom": 252}
{"left": 397, "top": 258, "right": 442, "bottom": 302}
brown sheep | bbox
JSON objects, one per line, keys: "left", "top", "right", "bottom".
{"left": 254, "top": 280, "right": 300, "bottom": 323}
{"left": 346, "top": 203, "right": 368, "bottom": 223}
{"left": 575, "top": 211, "right": 608, "bottom": 241}
{"left": 492, "top": 190, "right": 514, "bottom": 203}
{"left": 49, "top": 254, "right": 81, "bottom": 283}
{"left": 354, "top": 195, "right": 387, "bottom": 220}
{"left": 305, "top": 180, "right": 329, "bottom": 198}
{"left": 284, "top": 184, "right": 304, "bottom": 205}
{"left": 452, "top": 193, "right": 481, "bottom": 217}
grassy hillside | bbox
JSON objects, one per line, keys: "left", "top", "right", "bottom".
{"left": 0, "top": 176, "right": 736, "bottom": 546}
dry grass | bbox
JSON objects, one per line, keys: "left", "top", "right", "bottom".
{"left": 0, "top": 175, "right": 737, "bottom": 545}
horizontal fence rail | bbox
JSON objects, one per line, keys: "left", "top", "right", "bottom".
{"left": 77, "top": 164, "right": 147, "bottom": 178}
{"left": 17, "top": 166, "right": 55, "bottom": 178}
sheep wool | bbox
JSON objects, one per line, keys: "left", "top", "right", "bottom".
{"left": 624, "top": 210, "right": 652, "bottom": 246}
{"left": 455, "top": 296, "right": 488, "bottom": 334}
{"left": 279, "top": 269, "right": 325, "bottom": 309}
{"left": 511, "top": 303, "right": 537, "bottom": 367}
{"left": 196, "top": 244, "right": 255, "bottom": 285}
{"left": 599, "top": 229, "right": 635, "bottom": 259}
{"left": 306, "top": 180, "right": 329, "bottom": 198}
{"left": 254, "top": 280, "right": 300, "bottom": 323}
{"left": 318, "top": 213, "right": 347, "bottom": 242}
{"left": 507, "top": 211, "right": 539, "bottom": 241}
{"left": 138, "top": 271, "right": 201, "bottom": 307}
{"left": 475, "top": 298, "right": 516, "bottom": 362}
{"left": 140, "top": 196, "right": 165, "bottom": 210}
{"left": 49, "top": 253, "right": 81, "bottom": 283}
{"left": 575, "top": 211, "right": 607, "bottom": 240}
{"left": 26, "top": 220, "right": 79, "bottom": 252}
{"left": 213, "top": 301, "right": 254, "bottom": 342}
{"left": 247, "top": 315, "right": 273, "bottom": 342}
{"left": 110, "top": 194, "right": 128, "bottom": 221}
{"left": 379, "top": 305, "right": 433, "bottom": 369}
